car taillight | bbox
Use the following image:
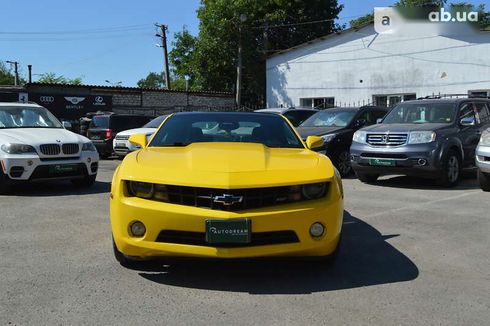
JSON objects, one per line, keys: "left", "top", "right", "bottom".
{"left": 105, "top": 129, "right": 113, "bottom": 139}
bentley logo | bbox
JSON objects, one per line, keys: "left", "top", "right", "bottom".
{"left": 212, "top": 194, "right": 243, "bottom": 206}
{"left": 64, "top": 97, "right": 85, "bottom": 104}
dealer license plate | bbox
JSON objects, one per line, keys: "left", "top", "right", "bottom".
{"left": 369, "top": 159, "right": 396, "bottom": 166}
{"left": 49, "top": 164, "right": 78, "bottom": 174}
{"left": 205, "top": 219, "right": 251, "bottom": 244}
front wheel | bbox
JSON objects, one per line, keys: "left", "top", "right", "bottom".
{"left": 334, "top": 150, "right": 352, "bottom": 177}
{"left": 356, "top": 172, "right": 379, "bottom": 183}
{"left": 438, "top": 150, "right": 461, "bottom": 187}
{"left": 0, "top": 171, "right": 11, "bottom": 195}
{"left": 71, "top": 174, "right": 96, "bottom": 188}
{"left": 478, "top": 170, "right": 490, "bottom": 192}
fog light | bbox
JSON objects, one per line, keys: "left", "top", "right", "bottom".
{"left": 309, "top": 222, "right": 325, "bottom": 237}
{"left": 130, "top": 221, "right": 146, "bottom": 237}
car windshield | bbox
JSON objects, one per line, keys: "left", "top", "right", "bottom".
{"left": 383, "top": 103, "right": 457, "bottom": 124}
{"left": 143, "top": 115, "right": 167, "bottom": 128}
{"left": 300, "top": 110, "right": 357, "bottom": 127}
{"left": 0, "top": 106, "right": 63, "bottom": 129}
{"left": 149, "top": 113, "right": 304, "bottom": 149}
{"left": 90, "top": 116, "right": 110, "bottom": 128}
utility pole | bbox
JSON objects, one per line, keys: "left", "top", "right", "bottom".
{"left": 236, "top": 14, "right": 247, "bottom": 108}
{"left": 6, "top": 60, "right": 19, "bottom": 86}
{"left": 27, "top": 65, "right": 32, "bottom": 83}
{"left": 155, "top": 23, "right": 171, "bottom": 90}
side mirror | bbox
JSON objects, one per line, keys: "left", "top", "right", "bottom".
{"left": 460, "top": 117, "right": 475, "bottom": 126}
{"left": 129, "top": 134, "right": 148, "bottom": 148}
{"left": 305, "top": 136, "right": 324, "bottom": 150}
{"left": 376, "top": 118, "right": 383, "bottom": 124}
{"left": 62, "top": 121, "right": 72, "bottom": 129}
{"left": 354, "top": 119, "right": 367, "bottom": 128}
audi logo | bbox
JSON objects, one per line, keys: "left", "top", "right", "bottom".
{"left": 39, "top": 96, "right": 54, "bottom": 103}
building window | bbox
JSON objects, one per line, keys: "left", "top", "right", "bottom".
{"left": 373, "top": 93, "right": 416, "bottom": 107}
{"left": 469, "top": 90, "right": 490, "bottom": 98}
{"left": 299, "top": 97, "right": 335, "bottom": 109}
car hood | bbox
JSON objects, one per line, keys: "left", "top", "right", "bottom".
{"left": 296, "top": 126, "right": 344, "bottom": 138}
{"left": 0, "top": 128, "right": 88, "bottom": 145}
{"left": 117, "top": 128, "right": 156, "bottom": 137}
{"left": 361, "top": 123, "right": 449, "bottom": 132}
{"left": 118, "top": 142, "right": 334, "bottom": 188}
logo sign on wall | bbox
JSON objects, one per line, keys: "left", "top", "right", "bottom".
{"left": 29, "top": 93, "right": 112, "bottom": 119}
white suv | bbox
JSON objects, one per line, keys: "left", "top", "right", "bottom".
{"left": 0, "top": 102, "right": 99, "bottom": 194}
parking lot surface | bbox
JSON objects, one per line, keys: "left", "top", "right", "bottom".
{"left": 1, "top": 160, "right": 489, "bottom": 325}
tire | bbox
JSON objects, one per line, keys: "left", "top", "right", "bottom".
{"left": 0, "top": 171, "right": 11, "bottom": 195}
{"left": 71, "top": 174, "right": 96, "bottom": 188}
{"left": 478, "top": 170, "right": 490, "bottom": 192}
{"left": 334, "top": 150, "right": 352, "bottom": 177}
{"left": 356, "top": 172, "right": 379, "bottom": 183}
{"left": 438, "top": 150, "right": 462, "bottom": 187}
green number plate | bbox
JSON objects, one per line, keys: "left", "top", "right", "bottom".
{"left": 205, "top": 219, "right": 251, "bottom": 244}
{"left": 369, "top": 159, "right": 396, "bottom": 166}
{"left": 49, "top": 164, "right": 78, "bottom": 174}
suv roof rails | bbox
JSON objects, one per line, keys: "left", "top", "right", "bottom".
{"left": 417, "top": 94, "right": 490, "bottom": 100}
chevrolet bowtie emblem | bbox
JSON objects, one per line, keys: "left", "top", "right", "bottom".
{"left": 212, "top": 194, "right": 244, "bottom": 206}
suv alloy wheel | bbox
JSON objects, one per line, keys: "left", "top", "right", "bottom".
{"left": 438, "top": 150, "right": 462, "bottom": 187}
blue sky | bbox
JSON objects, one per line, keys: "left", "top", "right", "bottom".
{"left": 1, "top": 0, "right": 485, "bottom": 87}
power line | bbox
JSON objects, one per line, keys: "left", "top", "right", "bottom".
{"left": 0, "top": 24, "right": 150, "bottom": 35}
{"left": 252, "top": 14, "right": 367, "bottom": 29}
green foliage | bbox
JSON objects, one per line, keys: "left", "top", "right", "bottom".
{"left": 350, "top": 13, "right": 374, "bottom": 28}
{"left": 169, "top": 0, "right": 342, "bottom": 104}
{"left": 0, "top": 61, "right": 26, "bottom": 85}
{"left": 37, "top": 72, "right": 82, "bottom": 85}
{"left": 137, "top": 72, "right": 165, "bottom": 89}
{"left": 169, "top": 26, "right": 198, "bottom": 90}
{"left": 396, "top": 0, "right": 447, "bottom": 7}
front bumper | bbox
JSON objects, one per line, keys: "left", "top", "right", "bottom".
{"left": 110, "top": 182, "right": 343, "bottom": 259}
{"left": 1, "top": 151, "right": 99, "bottom": 181}
{"left": 350, "top": 141, "right": 442, "bottom": 178}
{"left": 113, "top": 139, "right": 139, "bottom": 156}
{"left": 476, "top": 144, "right": 490, "bottom": 173}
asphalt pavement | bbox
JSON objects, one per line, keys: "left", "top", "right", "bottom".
{"left": 1, "top": 160, "right": 489, "bottom": 325}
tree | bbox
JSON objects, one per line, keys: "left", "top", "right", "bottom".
{"left": 169, "top": 26, "right": 198, "bottom": 90}
{"left": 137, "top": 72, "right": 165, "bottom": 89}
{"left": 191, "top": 0, "right": 343, "bottom": 105}
{"left": 0, "top": 61, "right": 26, "bottom": 85}
{"left": 37, "top": 72, "right": 82, "bottom": 85}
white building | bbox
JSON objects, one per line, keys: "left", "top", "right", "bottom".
{"left": 266, "top": 21, "right": 490, "bottom": 108}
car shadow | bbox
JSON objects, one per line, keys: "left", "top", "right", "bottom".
{"left": 135, "top": 211, "right": 419, "bottom": 294}
{"left": 5, "top": 180, "right": 111, "bottom": 197}
{"left": 369, "top": 173, "right": 479, "bottom": 191}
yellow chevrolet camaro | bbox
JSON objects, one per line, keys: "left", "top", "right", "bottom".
{"left": 110, "top": 112, "right": 344, "bottom": 266}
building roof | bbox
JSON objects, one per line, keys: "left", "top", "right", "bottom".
{"left": 25, "top": 82, "right": 233, "bottom": 97}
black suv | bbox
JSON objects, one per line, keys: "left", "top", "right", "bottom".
{"left": 87, "top": 114, "right": 152, "bottom": 158}
{"left": 350, "top": 98, "right": 490, "bottom": 186}
{"left": 297, "top": 106, "right": 389, "bottom": 176}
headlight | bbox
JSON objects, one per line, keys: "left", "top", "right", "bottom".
{"left": 408, "top": 131, "right": 436, "bottom": 144}
{"left": 82, "top": 142, "right": 97, "bottom": 152}
{"left": 128, "top": 181, "right": 154, "bottom": 199}
{"left": 321, "top": 134, "right": 337, "bottom": 143}
{"left": 302, "top": 182, "right": 327, "bottom": 200}
{"left": 0, "top": 143, "right": 36, "bottom": 154}
{"left": 480, "top": 129, "right": 490, "bottom": 146}
{"left": 352, "top": 131, "right": 367, "bottom": 143}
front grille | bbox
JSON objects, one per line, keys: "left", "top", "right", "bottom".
{"left": 62, "top": 143, "right": 79, "bottom": 155}
{"left": 366, "top": 133, "right": 408, "bottom": 146}
{"left": 39, "top": 144, "right": 61, "bottom": 155}
{"left": 156, "top": 230, "right": 299, "bottom": 248}
{"left": 115, "top": 135, "right": 130, "bottom": 141}
{"left": 158, "top": 184, "right": 327, "bottom": 211}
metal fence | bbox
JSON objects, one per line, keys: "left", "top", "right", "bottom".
{"left": 114, "top": 105, "right": 256, "bottom": 116}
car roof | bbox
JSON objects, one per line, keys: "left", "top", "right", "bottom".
{"left": 254, "top": 108, "right": 287, "bottom": 113}
{"left": 0, "top": 102, "right": 43, "bottom": 108}
{"left": 402, "top": 98, "right": 490, "bottom": 105}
